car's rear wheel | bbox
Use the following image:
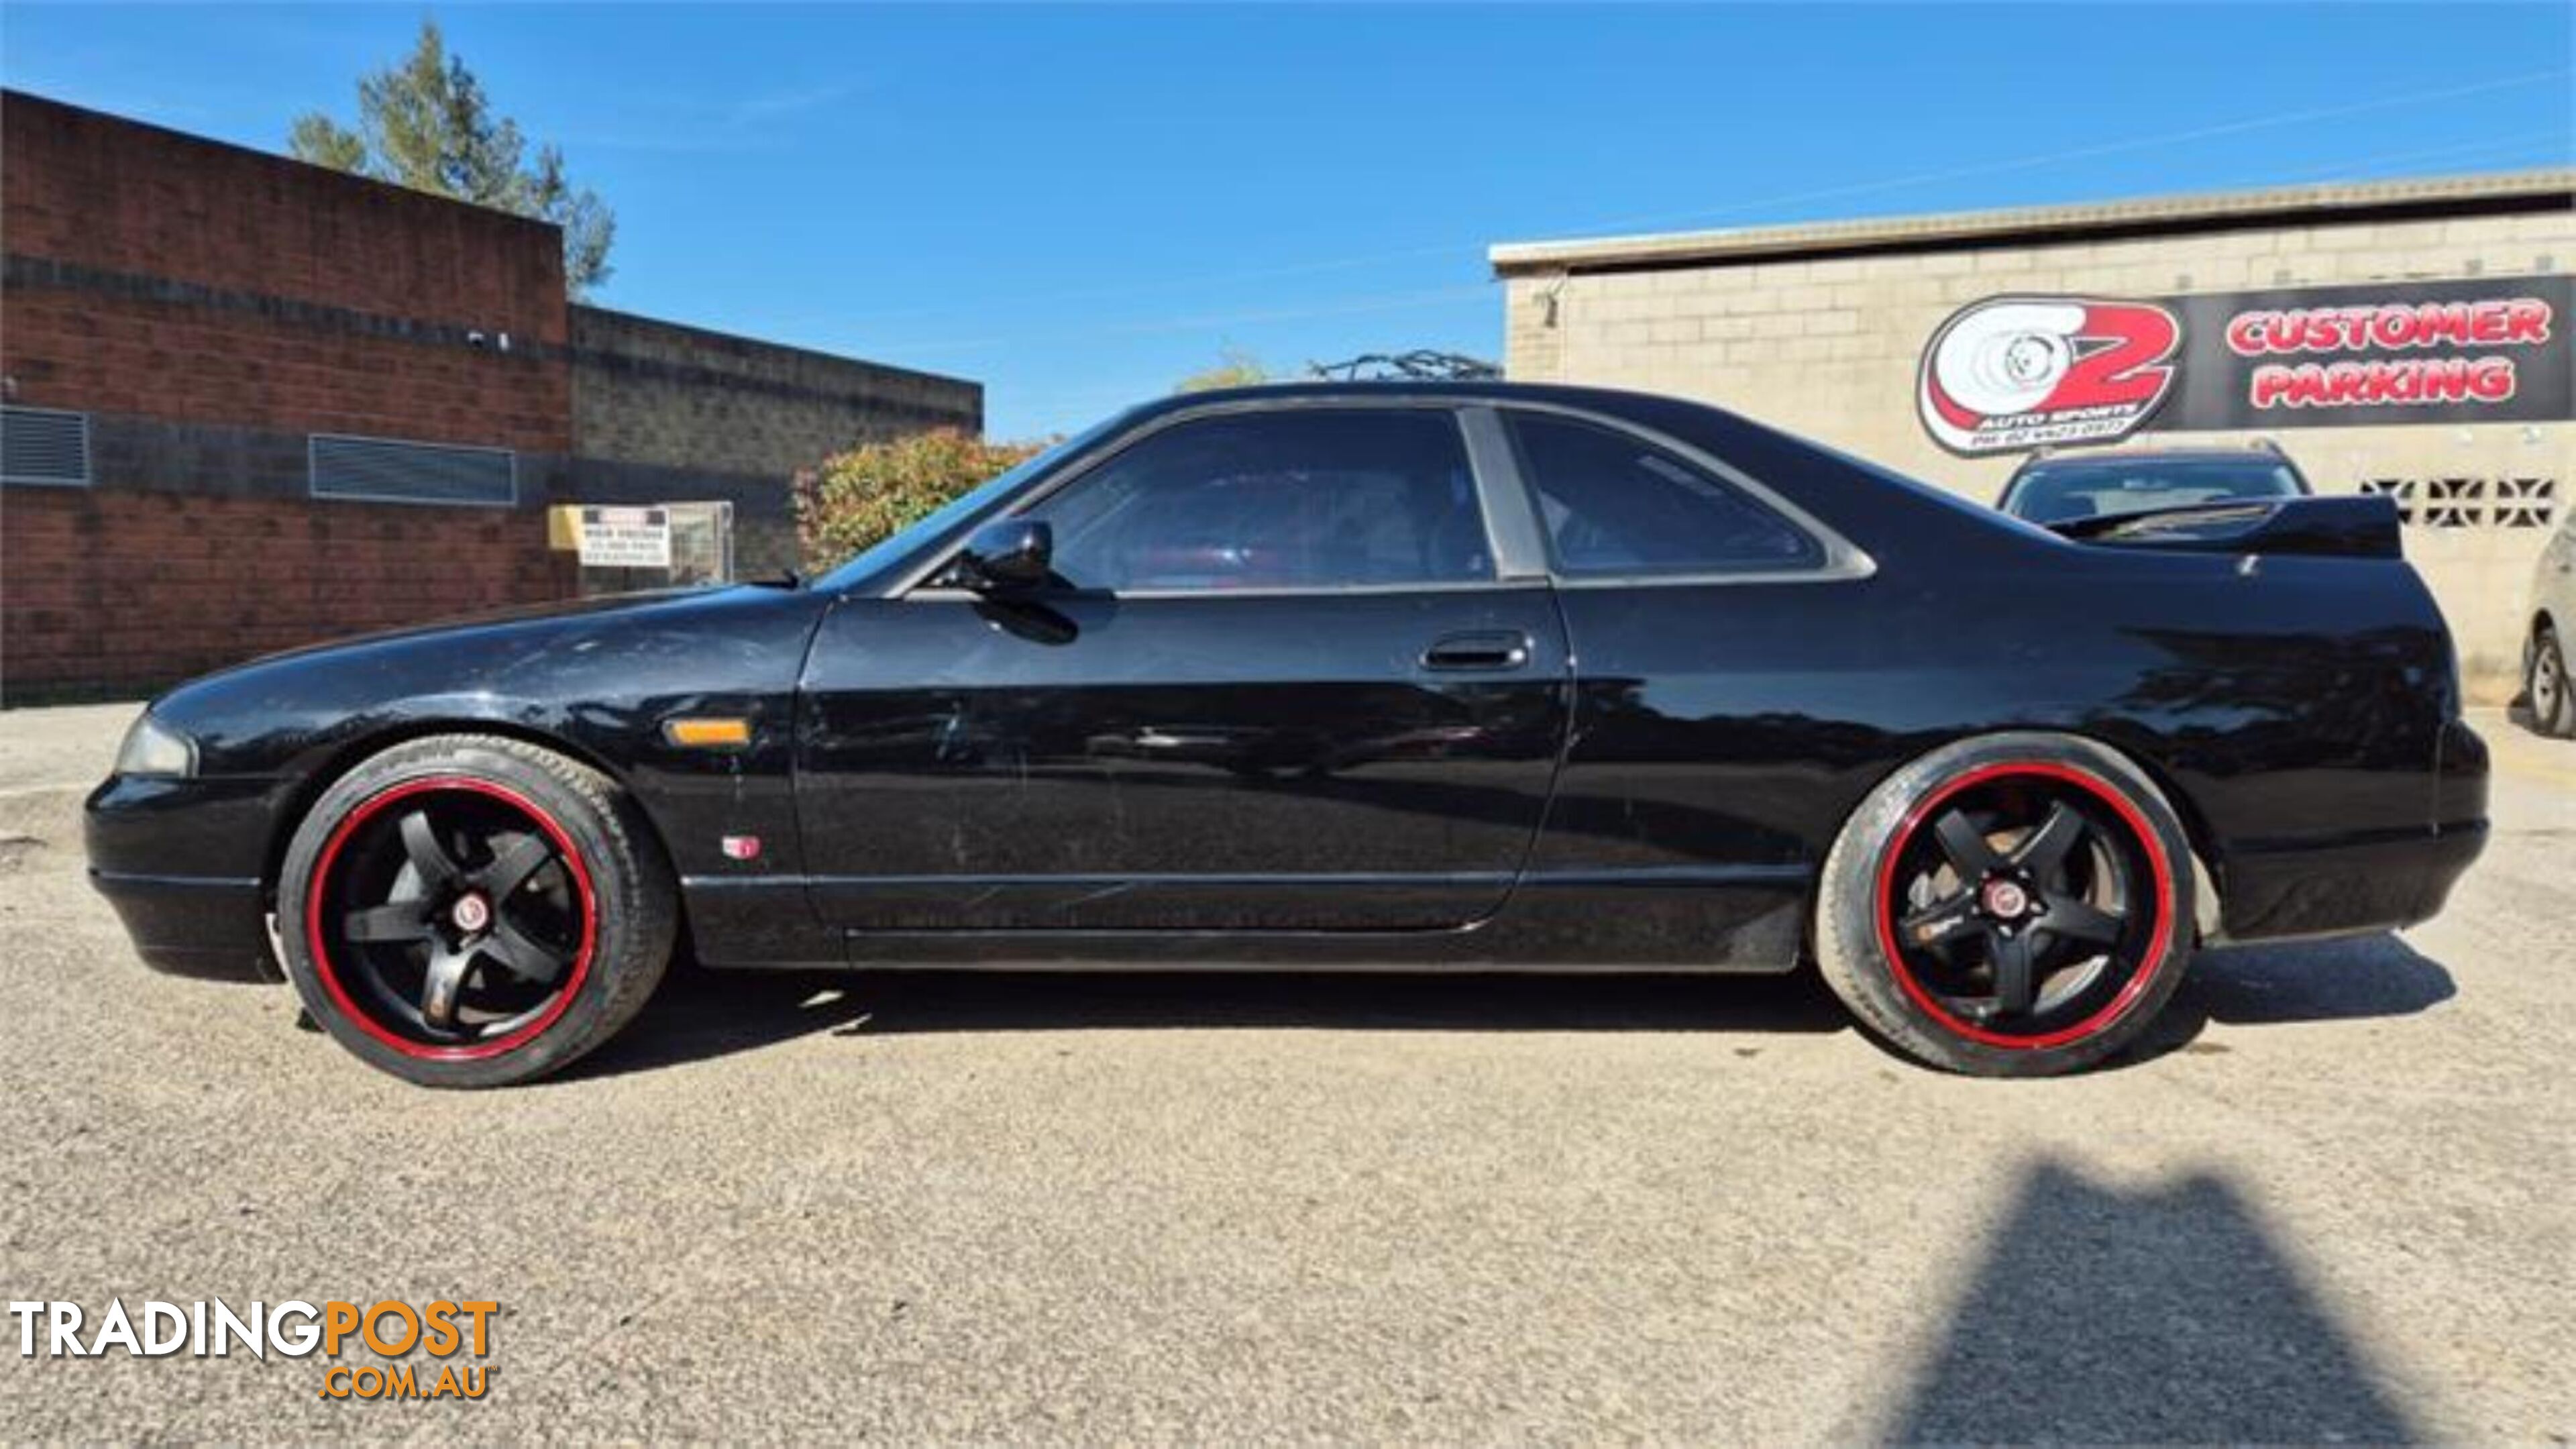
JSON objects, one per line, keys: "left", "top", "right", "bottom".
{"left": 1813, "top": 733, "right": 2196, "bottom": 1077}
{"left": 2528, "top": 624, "right": 2574, "bottom": 739}
{"left": 276, "top": 735, "right": 676, "bottom": 1087}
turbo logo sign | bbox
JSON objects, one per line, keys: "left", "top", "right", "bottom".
{"left": 1917, "top": 297, "right": 2182, "bottom": 455}
{"left": 1917, "top": 277, "right": 2573, "bottom": 454}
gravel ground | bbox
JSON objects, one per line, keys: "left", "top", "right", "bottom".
{"left": 1, "top": 704, "right": 2568, "bottom": 1442}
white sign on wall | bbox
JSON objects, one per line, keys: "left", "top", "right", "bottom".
{"left": 576, "top": 506, "right": 672, "bottom": 568}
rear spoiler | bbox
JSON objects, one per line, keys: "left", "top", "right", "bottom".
{"left": 2043, "top": 494, "right": 2402, "bottom": 560}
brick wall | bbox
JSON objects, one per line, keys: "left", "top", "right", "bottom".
{"left": 1500, "top": 199, "right": 2576, "bottom": 694}
{"left": 4, "top": 490, "right": 570, "bottom": 693}
{"left": 2, "top": 97, "right": 567, "bottom": 338}
{"left": 1, "top": 92, "right": 982, "bottom": 697}
{"left": 1, "top": 92, "right": 573, "bottom": 700}
{"left": 568, "top": 307, "right": 981, "bottom": 575}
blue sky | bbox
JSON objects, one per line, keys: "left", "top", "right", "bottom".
{"left": 4, "top": 3, "right": 2569, "bottom": 437}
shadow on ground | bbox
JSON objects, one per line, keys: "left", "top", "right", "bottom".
{"left": 2118, "top": 930, "right": 2457, "bottom": 1063}
{"left": 572, "top": 930, "right": 2455, "bottom": 1081}
{"left": 1886, "top": 1160, "right": 2417, "bottom": 1444}
{"left": 572, "top": 965, "right": 1849, "bottom": 1079}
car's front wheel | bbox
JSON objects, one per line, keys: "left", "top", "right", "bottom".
{"left": 276, "top": 734, "right": 676, "bottom": 1087}
{"left": 2527, "top": 623, "right": 2574, "bottom": 739}
{"left": 1813, "top": 733, "right": 2196, "bottom": 1077}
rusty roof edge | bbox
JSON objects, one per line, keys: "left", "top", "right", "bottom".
{"left": 1487, "top": 169, "right": 2576, "bottom": 275}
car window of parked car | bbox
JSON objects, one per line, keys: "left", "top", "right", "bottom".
{"left": 1504, "top": 412, "right": 1824, "bottom": 578}
{"left": 2003, "top": 458, "right": 2304, "bottom": 526}
{"left": 1027, "top": 409, "right": 1493, "bottom": 592}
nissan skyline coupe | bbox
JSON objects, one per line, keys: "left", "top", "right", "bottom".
{"left": 86, "top": 382, "right": 2488, "bottom": 1086}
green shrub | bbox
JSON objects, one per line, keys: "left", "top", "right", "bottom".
{"left": 794, "top": 429, "right": 1050, "bottom": 572}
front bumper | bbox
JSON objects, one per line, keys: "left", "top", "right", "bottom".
{"left": 86, "top": 773, "right": 285, "bottom": 983}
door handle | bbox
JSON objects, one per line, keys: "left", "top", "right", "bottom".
{"left": 1421, "top": 631, "right": 1532, "bottom": 672}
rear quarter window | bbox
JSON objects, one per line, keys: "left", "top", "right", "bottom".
{"left": 1505, "top": 412, "right": 1824, "bottom": 577}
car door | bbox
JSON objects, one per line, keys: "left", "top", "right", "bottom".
{"left": 794, "top": 401, "right": 1570, "bottom": 933}
{"left": 1493, "top": 405, "right": 1877, "bottom": 968}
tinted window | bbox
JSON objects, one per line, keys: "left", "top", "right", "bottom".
{"left": 2004, "top": 458, "right": 2304, "bottom": 525}
{"left": 820, "top": 414, "right": 1128, "bottom": 590}
{"left": 1506, "top": 413, "right": 1822, "bottom": 576}
{"left": 1028, "top": 409, "right": 1491, "bottom": 592}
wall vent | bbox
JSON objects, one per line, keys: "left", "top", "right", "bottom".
{"left": 2363, "top": 476, "right": 2559, "bottom": 530}
{"left": 1, "top": 407, "right": 93, "bottom": 486}
{"left": 310, "top": 433, "right": 517, "bottom": 507}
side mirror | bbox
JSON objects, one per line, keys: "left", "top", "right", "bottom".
{"left": 957, "top": 519, "right": 1053, "bottom": 592}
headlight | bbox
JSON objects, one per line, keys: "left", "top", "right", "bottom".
{"left": 115, "top": 714, "right": 197, "bottom": 777}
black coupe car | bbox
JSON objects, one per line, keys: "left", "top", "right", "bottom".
{"left": 87, "top": 383, "right": 2488, "bottom": 1086}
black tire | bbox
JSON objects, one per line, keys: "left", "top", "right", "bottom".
{"left": 276, "top": 734, "right": 676, "bottom": 1087}
{"left": 2528, "top": 625, "right": 2575, "bottom": 739}
{"left": 1813, "top": 732, "right": 2197, "bottom": 1077}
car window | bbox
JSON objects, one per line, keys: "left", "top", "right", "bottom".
{"left": 1505, "top": 412, "right": 1823, "bottom": 577}
{"left": 2004, "top": 458, "right": 2304, "bottom": 526}
{"left": 1026, "top": 409, "right": 1492, "bottom": 592}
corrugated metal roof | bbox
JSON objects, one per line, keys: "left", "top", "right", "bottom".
{"left": 1489, "top": 170, "right": 2575, "bottom": 276}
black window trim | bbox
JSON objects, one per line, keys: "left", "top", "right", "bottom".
{"left": 898, "top": 396, "right": 1529, "bottom": 602}
{"left": 1488, "top": 402, "right": 1875, "bottom": 588}
{"left": 885, "top": 393, "right": 1873, "bottom": 600}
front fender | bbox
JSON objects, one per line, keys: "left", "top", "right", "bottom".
{"left": 131, "top": 584, "right": 831, "bottom": 896}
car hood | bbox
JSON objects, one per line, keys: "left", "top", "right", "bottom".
{"left": 223, "top": 585, "right": 730, "bottom": 671}
{"left": 144, "top": 582, "right": 832, "bottom": 777}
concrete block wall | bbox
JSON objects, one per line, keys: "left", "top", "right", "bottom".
{"left": 569, "top": 307, "right": 981, "bottom": 575}
{"left": 1502, "top": 205, "right": 2575, "bottom": 693}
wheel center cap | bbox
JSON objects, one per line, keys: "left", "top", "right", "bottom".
{"left": 1980, "top": 878, "right": 2031, "bottom": 920}
{"left": 450, "top": 891, "right": 492, "bottom": 934}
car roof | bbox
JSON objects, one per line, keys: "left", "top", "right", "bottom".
{"left": 1116, "top": 378, "right": 1690, "bottom": 423}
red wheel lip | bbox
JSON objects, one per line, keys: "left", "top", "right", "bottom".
{"left": 1872, "top": 760, "right": 2175, "bottom": 1052}
{"left": 304, "top": 775, "right": 598, "bottom": 1063}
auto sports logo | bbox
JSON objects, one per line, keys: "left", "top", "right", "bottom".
{"left": 1917, "top": 297, "right": 2182, "bottom": 455}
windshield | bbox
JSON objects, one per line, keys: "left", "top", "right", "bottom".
{"left": 2004, "top": 458, "right": 2303, "bottom": 526}
{"left": 812, "top": 415, "right": 1125, "bottom": 592}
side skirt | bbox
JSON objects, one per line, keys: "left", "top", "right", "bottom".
{"left": 681, "top": 869, "right": 1813, "bottom": 973}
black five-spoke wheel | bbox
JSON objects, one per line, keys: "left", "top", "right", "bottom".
{"left": 1813, "top": 735, "right": 2196, "bottom": 1076}
{"left": 1874, "top": 762, "right": 2173, "bottom": 1051}
{"left": 305, "top": 776, "right": 596, "bottom": 1061}
{"left": 279, "top": 735, "right": 674, "bottom": 1087}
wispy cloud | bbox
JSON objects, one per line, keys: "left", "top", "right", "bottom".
{"left": 559, "top": 80, "right": 865, "bottom": 156}
{"left": 720, "top": 83, "right": 857, "bottom": 128}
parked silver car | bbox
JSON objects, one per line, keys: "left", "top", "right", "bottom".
{"left": 2526, "top": 506, "right": 2576, "bottom": 738}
